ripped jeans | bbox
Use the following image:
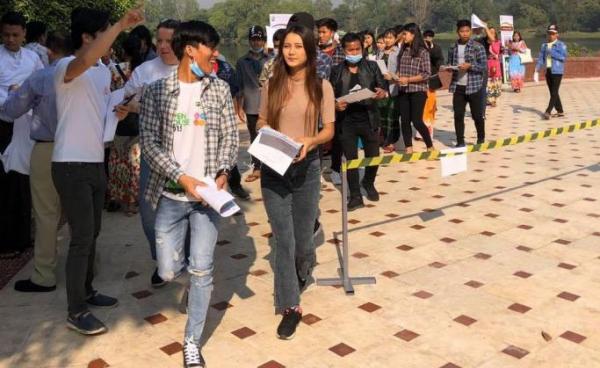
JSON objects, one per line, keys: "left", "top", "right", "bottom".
{"left": 155, "top": 196, "right": 220, "bottom": 344}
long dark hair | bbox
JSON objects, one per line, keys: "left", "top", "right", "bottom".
{"left": 123, "top": 34, "right": 144, "bottom": 71}
{"left": 513, "top": 31, "right": 523, "bottom": 42}
{"left": 400, "top": 23, "right": 427, "bottom": 58}
{"left": 267, "top": 25, "right": 322, "bottom": 136}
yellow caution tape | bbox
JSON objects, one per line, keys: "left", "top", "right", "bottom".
{"left": 342, "top": 118, "right": 600, "bottom": 171}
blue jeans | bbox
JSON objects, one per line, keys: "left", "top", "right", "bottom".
{"left": 261, "top": 151, "right": 321, "bottom": 310}
{"left": 155, "top": 196, "right": 220, "bottom": 343}
{"left": 139, "top": 156, "right": 156, "bottom": 260}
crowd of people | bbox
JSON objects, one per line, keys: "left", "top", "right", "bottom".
{"left": 0, "top": 5, "right": 568, "bottom": 367}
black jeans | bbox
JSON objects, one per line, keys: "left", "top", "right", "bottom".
{"left": 340, "top": 123, "right": 380, "bottom": 198}
{"left": 398, "top": 92, "right": 433, "bottom": 148}
{"left": 246, "top": 114, "right": 261, "bottom": 170}
{"left": 453, "top": 85, "right": 486, "bottom": 145}
{"left": 545, "top": 69, "right": 563, "bottom": 114}
{"left": 227, "top": 165, "right": 242, "bottom": 189}
{"left": 0, "top": 169, "right": 31, "bottom": 253}
{"left": 261, "top": 151, "right": 320, "bottom": 310}
{"left": 330, "top": 122, "right": 343, "bottom": 173}
{"left": 52, "top": 162, "right": 106, "bottom": 315}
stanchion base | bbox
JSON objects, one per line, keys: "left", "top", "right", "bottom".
{"left": 317, "top": 270, "right": 376, "bottom": 295}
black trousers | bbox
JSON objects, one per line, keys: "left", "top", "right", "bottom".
{"left": 453, "top": 85, "right": 486, "bottom": 145}
{"left": 228, "top": 165, "right": 242, "bottom": 189}
{"left": 398, "top": 91, "right": 433, "bottom": 148}
{"left": 0, "top": 168, "right": 31, "bottom": 253}
{"left": 545, "top": 69, "right": 563, "bottom": 114}
{"left": 340, "top": 122, "right": 380, "bottom": 198}
{"left": 246, "top": 114, "right": 261, "bottom": 170}
{"left": 52, "top": 162, "right": 106, "bottom": 315}
{"left": 330, "top": 122, "right": 343, "bottom": 173}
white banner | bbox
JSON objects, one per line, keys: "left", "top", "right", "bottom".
{"left": 267, "top": 14, "right": 292, "bottom": 49}
{"left": 499, "top": 15, "right": 514, "bottom": 48}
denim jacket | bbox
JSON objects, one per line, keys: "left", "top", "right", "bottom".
{"left": 536, "top": 40, "right": 567, "bottom": 75}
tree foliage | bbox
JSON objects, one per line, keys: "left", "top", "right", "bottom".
{"left": 1, "top": 0, "right": 599, "bottom": 44}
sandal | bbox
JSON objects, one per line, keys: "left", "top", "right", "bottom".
{"left": 245, "top": 170, "right": 261, "bottom": 183}
{"left": 404, "top": 147, "right": 414, "bottom": 154}
{"left": 383, "top": 144, "right": 395, "bottom": 154}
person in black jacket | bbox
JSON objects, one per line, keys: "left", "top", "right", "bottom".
{"left": 422, "top": 29, "right": 444, "bottom": 138}
{"left": 330, "top": 33, "right": 388, "bottom": 211}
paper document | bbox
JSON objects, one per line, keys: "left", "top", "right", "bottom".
{"left": 248, "top": 127, "right": 303, "bottom": 176}
{"left": 471, "top": 14, "right": 487, "bottom": 29}
{"left": 441, "top": 65, "right": 460, "bottom": 71}
{"left": 336, "top": 88, "right": 376, "bottom": 104}
{"left": 195, "top": 177, "right": 240, "bottom": 217}
{"left": 440, "top": 147, "right": 468, "bottom": 177}
{"left": 103, "top": 88, "right": 125, "bottom": 143}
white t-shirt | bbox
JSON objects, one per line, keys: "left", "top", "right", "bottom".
{"left": 457, "top": 44, "right": 468, "bottom": 86}
{"left": 0, "top": 45, "right": 44, "bottom": 105}
{"left": 163, "top": 81, "right": 207, "bottom": 202}
{"left": 124, "top": 57, "right": 177, "bottom": 99}
{"left": 53, "top": 56, "right": 111, "bottom": 162}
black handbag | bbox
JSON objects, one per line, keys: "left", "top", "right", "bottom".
{"left": 115, "top": 112, "right": 139, "bottom": 137}
{"left": 114, "top": 64, "right": 139, "bottom": 137}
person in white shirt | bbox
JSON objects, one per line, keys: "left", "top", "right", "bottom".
{"left": 51, "top": 6, "right": 142, "bottom": 336}
{"left": 121, "top": 19, "right": 180, "bottom": 288}
{"left": 0, "top": 11, "right": 44, "bottom": 259}
{"left": 25, "top": 20, "right": 49, "bottom": 67}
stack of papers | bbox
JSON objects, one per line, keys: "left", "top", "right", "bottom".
{"left": 441, "top": 65, "right": 460, "bottom": 71}
{"left": 248, "top": 127, "right": 303, "bottom": 176}
{"left": 103, "top": 89, "right": 124, "bottom": 143}
{"left": 195, "top": 176, "right": 240, "bottom": 217}
{"left": 336, "top": 88, "right": 376, "bottom": 104}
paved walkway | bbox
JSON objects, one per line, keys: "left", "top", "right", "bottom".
{"left": 1, "top": 79, "right": 600, "bottom": 368}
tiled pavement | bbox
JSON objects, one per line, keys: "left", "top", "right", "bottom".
{"left": 1, "top": 79, "right": 600, "bottom": 368}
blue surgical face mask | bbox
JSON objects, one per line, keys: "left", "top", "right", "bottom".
{"left": 345, "top": 54, "right": 363, "bottom": 64}
{"left": 190, "top": 61, "right": 206, "bottom": 79}
{"left": 251, "top": 47, "right": 264, "bottom": 54}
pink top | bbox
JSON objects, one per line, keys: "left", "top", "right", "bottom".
{"left": 509, "top": 40, "right": 527, "bottom": 55}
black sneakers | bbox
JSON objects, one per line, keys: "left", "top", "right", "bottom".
{"left": 86, "top": 291, "right": 119, "bottom": 309}
{"left": 14, "top": 279, "right": 56, "bottom": 293}
{"left": 361, "top": 182, "right": 380, "bottom": 202}
{"left": 347, "top": 196, "right": 364, "bottom": 211}
{"left": 183, "top": 336, "right": 206, "bottom": 368}
{"left": 313, "top": 219, "right": 322, "bottom": 238}
{"left": 230, "top": 185, "right": 250, "bottom": 200}
{"left": 277, "top": 308, "right": 302, "bottom": 340}
{"left": 67, "top": 311, "right": 107, "bottom": 335}
{"left": 151, "top": 268, "right": 167, "bottom": 288}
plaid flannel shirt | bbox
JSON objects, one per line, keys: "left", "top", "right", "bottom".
{"left": 317, "top": 49, "right": 333, "bottom": 79}
{"left": 396, "top": 47, "right": 431, "bottom": 93}
{"left": 447, "top": 40, "right": 487, "bottom": 95}
{"left": 330, "top": 44, "right": 345, "bottom": 66}
{"left": 139, "top": 71, "right": 239, "bottom": 209}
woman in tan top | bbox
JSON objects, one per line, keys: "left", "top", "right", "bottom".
{"left": 257, "top": 25, "right": 335, "bottom": 340}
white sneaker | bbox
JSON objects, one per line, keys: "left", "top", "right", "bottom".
{"left": 330, "top": 171, "right": 342, "bottom": 186}
{"left": 183, "top": 336, "right": 205, "bottom": 368}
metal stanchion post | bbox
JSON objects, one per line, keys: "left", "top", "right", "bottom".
{"left": 317, "top": 157, "right": 376, "bottom": 294}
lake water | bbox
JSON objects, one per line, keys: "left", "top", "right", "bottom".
{"left": 219, "top": 37, "right": 600, "bottom": 64}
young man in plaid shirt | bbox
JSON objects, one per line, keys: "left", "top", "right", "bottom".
{"left": 443, "top": 19, "right": 487, "bottom": 147}
{"left": 139, "top": 21, "right": 238, "bottom": 368}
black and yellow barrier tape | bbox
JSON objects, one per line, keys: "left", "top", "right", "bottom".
{"left": 342, "top": 118, "right": 600, "bottom": 171}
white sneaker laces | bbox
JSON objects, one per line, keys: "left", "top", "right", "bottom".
{"left": 183, "top": 336, "right": 200, "bottom": 364}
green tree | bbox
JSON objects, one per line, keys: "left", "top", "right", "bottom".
{"left": 0, "top": 0, "right": 137, "bottom": 32}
